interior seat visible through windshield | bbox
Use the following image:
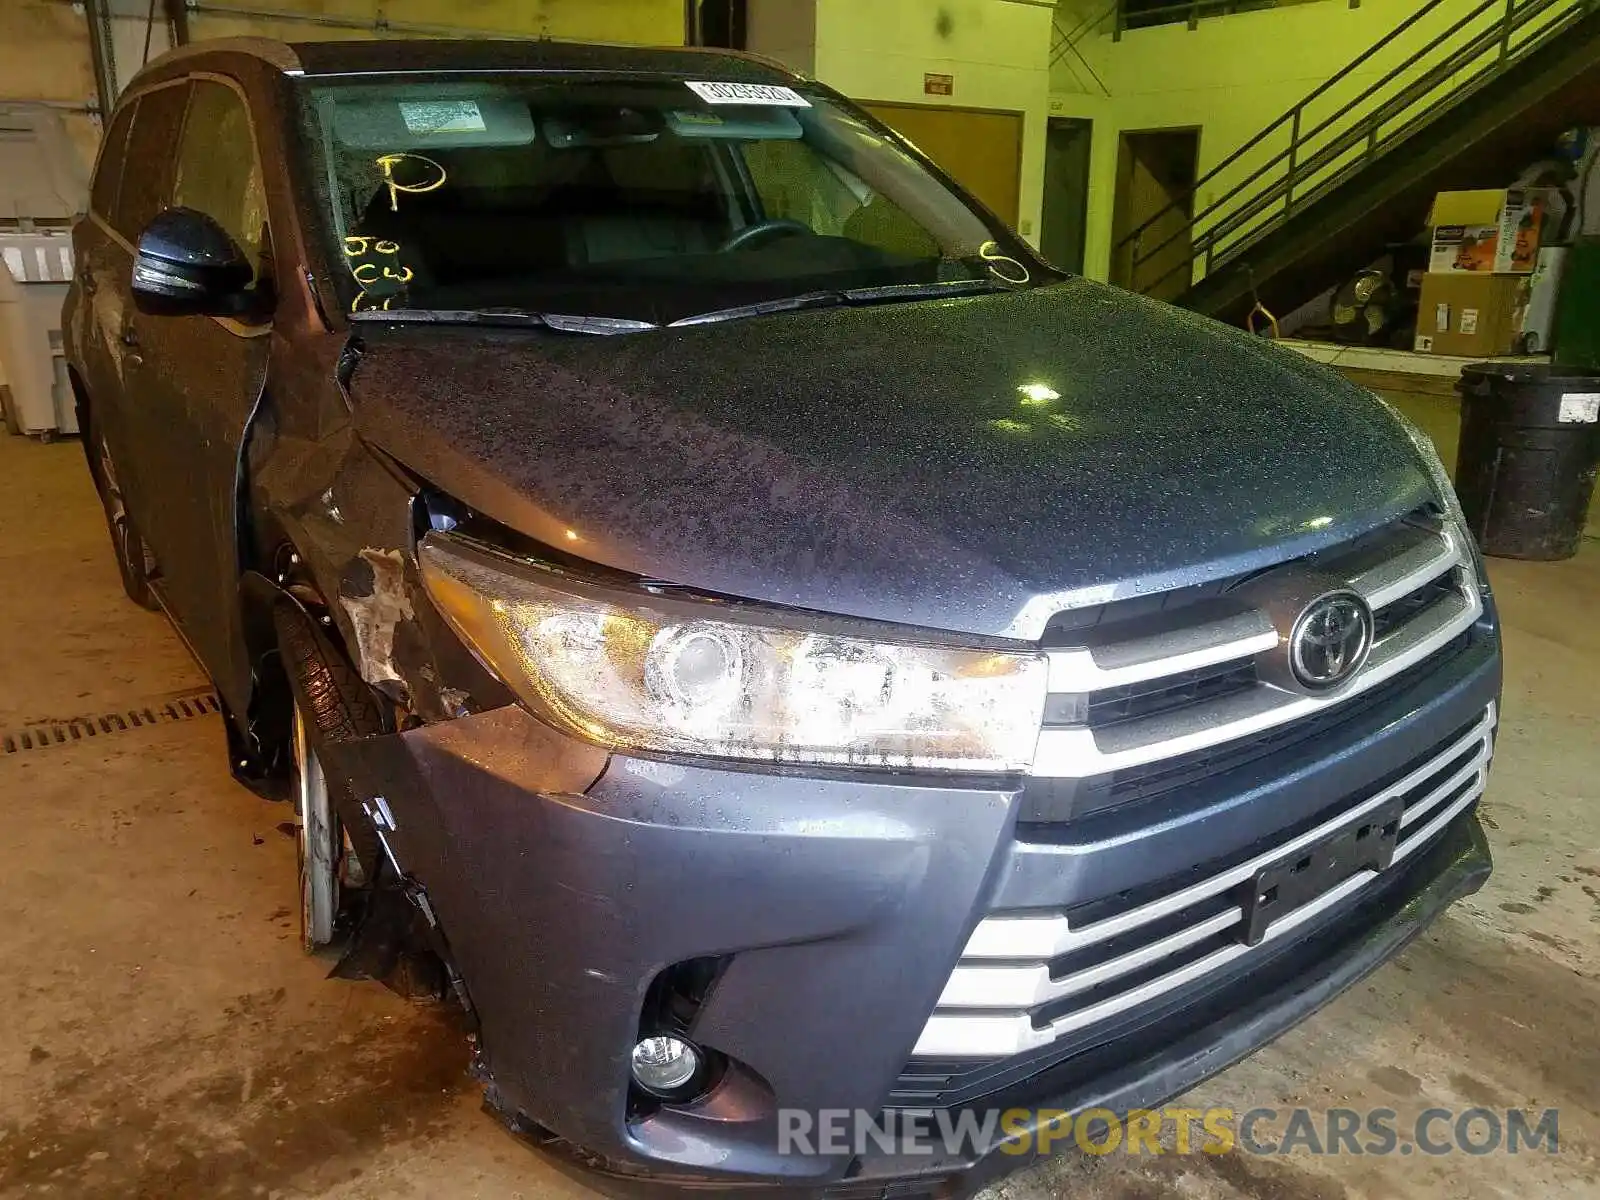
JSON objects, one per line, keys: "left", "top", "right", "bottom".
{"left": 352, "top": 131, "right": 729, "bottom": 286}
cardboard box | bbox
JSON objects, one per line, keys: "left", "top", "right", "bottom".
{"left": 1427, "top": 188, "right": 1550, "bottom": 274}
{"left": 1413, "top": 272, "right": 1529, "bottom": 357}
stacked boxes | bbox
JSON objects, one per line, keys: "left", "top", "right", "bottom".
{"left": 1414, "top": 188, "right": 1550, "bottom": 357}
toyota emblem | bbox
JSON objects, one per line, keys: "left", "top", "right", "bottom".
{"left": 1289, "top": 591, "right": 1373, "bottom": 690}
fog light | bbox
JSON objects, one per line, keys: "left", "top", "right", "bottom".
{"left": 630, "top": 1034, "right": 702, "bottom": 1097}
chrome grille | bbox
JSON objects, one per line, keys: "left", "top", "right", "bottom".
{"left": 1372, "top": 569, "right": 1461, "bottom": 640}
{"left": 1031, "top": 513, "right": 1480, "bottom": 781}
{"left": 1076, "top": 658, "right": 1259, "bottom": 728}
{"left": 1035, "top": 631, "right": 1470, "bottom": 821}
{"left": 913, "top": 703, "right": 1495, "bottom": 1059}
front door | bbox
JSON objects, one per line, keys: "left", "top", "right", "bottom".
{"left": 123, "top": 75, "right": 273, "bottom": 710}
{"left": 90, "top": 80, "right": 190, "bottom": 528}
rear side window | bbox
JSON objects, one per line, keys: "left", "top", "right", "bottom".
{"left": 172, "top": 79, "right": 269, "bottom": 279}
{"left": 113, "top": 82, "right": 189, "bottom": 242}
{"left": 90, "top": 103, "right": 135, "bottom": 222}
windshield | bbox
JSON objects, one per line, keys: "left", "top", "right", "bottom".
{"left": 293, "top": 75, "right": 1050, "bottom": 325}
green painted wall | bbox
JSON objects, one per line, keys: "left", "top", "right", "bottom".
{"left": 813, "top": 0, "right": 1054, "bottom": 245}
{"left": 1050, "top": 0, "right": 1580, "bottom": 284}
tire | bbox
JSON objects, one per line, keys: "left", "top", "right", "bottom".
{"left": 273, "top": 601, "right": 387, "bottom": 954}
{"left": 93, "top": 427, "right": 160, "bottom": 611}
{"left": 292, "top": 703, "right": 340, "bottom": 951}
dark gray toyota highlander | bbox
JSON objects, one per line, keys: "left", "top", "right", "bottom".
{"left": 63, "top": 36, "right": 1500, "bottom": 1199}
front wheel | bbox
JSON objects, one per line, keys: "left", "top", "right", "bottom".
{"left": 275, "top": 601, "right": 385, "bottom": 956}
{"left": 292, "top": 703, "right": 342, "bottom": 952}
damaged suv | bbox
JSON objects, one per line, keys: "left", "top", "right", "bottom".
{"left": 65, "top": 36, "right": 1501, "bottom": 1199}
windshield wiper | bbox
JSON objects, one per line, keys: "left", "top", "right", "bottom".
{"left": 670, "top": 278, "right": 1012, "bottom": 328}
{"left": 348, "top": 279, "right": 1014, "bottom": 335}
{"left": 348, "top": 308, "right": 660, "bottom": 335}
{"left": 668, "top": 289, "right": 848, "bottom": 327}
{"left": 843, "top": 278, "right": 1015, "bottom": 302}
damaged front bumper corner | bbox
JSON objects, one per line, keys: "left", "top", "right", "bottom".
{"left": 324, "top": 702, "right": 1019, "bottom": 1189}
{"left": 319, "top": 690, "right": 1494, "bottom": 1197}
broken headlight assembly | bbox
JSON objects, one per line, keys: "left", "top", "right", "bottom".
{"left": 418, "top": 532, "right": 1048, "bottom": 772}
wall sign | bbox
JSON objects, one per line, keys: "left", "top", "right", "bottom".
{"left": 923, "top": 73, "right": 954, "bottom": 96}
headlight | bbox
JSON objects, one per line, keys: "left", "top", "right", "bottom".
{"left": 419, "top": 533, "right": 1048, "bottom": 772}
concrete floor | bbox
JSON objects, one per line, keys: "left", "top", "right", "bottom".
{"left": 1, "top": 404, "right": 1597, "bottom": 1200}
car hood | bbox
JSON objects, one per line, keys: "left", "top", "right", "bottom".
{"left": 347, "top": 279, "right": 1435, "bottom": 640}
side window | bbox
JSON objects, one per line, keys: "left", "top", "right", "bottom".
{"left": 114, "top": 82, "right": 189, "bottom": 242}
{"left": 90, "top": 103, "right": 136, "bottom": 222}
{"left": 172, "top": 80, "right": 269, "bottom": 280}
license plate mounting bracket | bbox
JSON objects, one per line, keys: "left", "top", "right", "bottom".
{"left": 1237, "top": 795, "right": 1405, "bottom": 947}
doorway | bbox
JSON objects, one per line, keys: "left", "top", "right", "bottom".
{"left": 1041, "top": 118, "right": 1092, "bottom": 273}
{"left": 861, "top": 102, "right": 1023, "bottom": 228}
{"left": 1111, "top": 128, "right": 1199, "bottom": 300}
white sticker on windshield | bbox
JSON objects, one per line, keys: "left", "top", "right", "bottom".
{"left": 399, "top": 100, "right": 486, "bottom": 135}
{"left": 685, "top": 81, "right": 811, "bottom": 107}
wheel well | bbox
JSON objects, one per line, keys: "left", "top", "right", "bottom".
{"left": 237, "top": 529, "right": 399, "bottom": 778}
{"left": 237, "top": 541, "right": 342, "bottom": 782}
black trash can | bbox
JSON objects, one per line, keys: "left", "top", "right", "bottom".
{"left": 1454, "top": 364, "right": 1600, "bottom": 560}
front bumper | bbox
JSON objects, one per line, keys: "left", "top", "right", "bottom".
{"left": 543, "top": 808, "right": 1491, "bottom": 1200}
{"left": 839, "top": 809, "right": 1491, "bottom": 1200}
{"left": 328, "top": 626, "right": 1499, "bottom": 1197}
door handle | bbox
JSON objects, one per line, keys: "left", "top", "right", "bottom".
{"left": 119, "top": 325, "right": 139, "bottom": 347}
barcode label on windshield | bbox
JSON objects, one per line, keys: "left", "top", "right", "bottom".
{"left": 685, "top": 81, "right": 810, "bottom": 107}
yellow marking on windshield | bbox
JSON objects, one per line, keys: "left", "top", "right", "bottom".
{"left": 979, "top": 240, "right": 1030, "bottom": 285}
{"left": 344, "top": 235, "right": 404, "bottom": 257}
{"left": 375, "top": 153, "right": 448, "bottom": 212}
{"left": 350, "top": 262, "right": 414, "bottom": 286}
{"left": 344, "top": 235, "right": 413, "bottom": 311}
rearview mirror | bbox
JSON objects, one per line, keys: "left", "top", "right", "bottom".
{"left": 131, "top": 207, "right": 257, "bottom": 317}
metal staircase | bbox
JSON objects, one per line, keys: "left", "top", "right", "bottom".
{"left": 1114, "top": 0, "right": 1600, "bottom": 321}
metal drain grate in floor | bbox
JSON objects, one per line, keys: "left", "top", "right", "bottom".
{"left": 2, "top": 688, "right": 221, "bottom": 754}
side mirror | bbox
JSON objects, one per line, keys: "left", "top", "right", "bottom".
{"left": 131, "top": 206, "right": 257, "bottom": 317}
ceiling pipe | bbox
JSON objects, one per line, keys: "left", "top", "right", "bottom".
{"left": 0, "top": 97, "right": 100, "bottom": 112}
{"left": 82, "top": 0, "right": 119, "bottom": 114}
{"left": 182, "top": 1, "right": 554, "bottom": 41}
{"left": 164, "top": 0, "right": 191, "bottom": 44}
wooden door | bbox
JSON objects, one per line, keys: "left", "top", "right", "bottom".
{"left": 861, "top": 102, "right": 1023, "bottom": 228}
